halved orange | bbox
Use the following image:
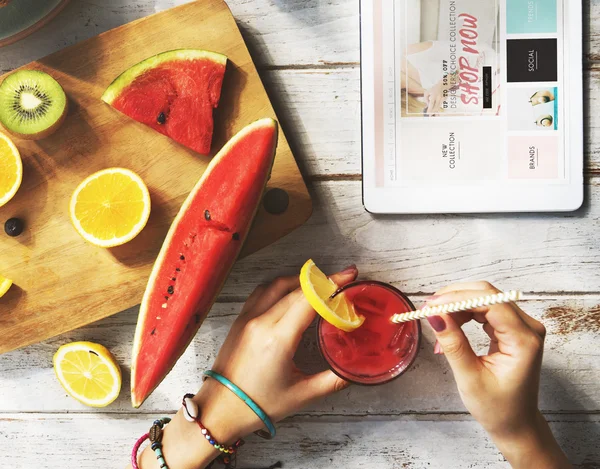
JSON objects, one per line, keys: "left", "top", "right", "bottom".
{"left": 53, "top": 341, "right": 122, "bottom": 407}
{"left": 70, "top": 168, "right": 151, "bottom": 248}
{"left": 0, "top": 132, "right": 22, "bottom": 207}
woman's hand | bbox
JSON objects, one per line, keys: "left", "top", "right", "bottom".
{"left": 425, "top": 281, "right": 571, "bottom": 469}
{"left": 202, "top": 265, "right": 358, "bottom": 438}
{"left": 133, "top": 266, "right": 357, "bottom": 469}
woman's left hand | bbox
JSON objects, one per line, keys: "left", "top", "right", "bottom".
{"left": 197, "top": 265, "right": 359, "bottom": 440}
{"left": 133, "top": 266, "right": 358, "bottom": 469}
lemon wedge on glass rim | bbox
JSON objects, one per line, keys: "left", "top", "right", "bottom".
{"left": 53, "top": 341, "right": 122, "bottom": 407}
{"left": 299, "top": 259, "right": 365, "bottom": 332}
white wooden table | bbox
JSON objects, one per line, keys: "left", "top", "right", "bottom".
{"left": 2, "top": 1, "right": 600, "bottom": 467}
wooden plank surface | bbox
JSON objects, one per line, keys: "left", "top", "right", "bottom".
{"left": 3, "top": 414, "right": 599, "bottom": 469}
{"left": 1, "top": 0, "right": 599, "bottom": 468}
{"left": 1, "top": 298, "right": 599, "bottom": 414}
{"left": 0, "top": 0, "right": 312, "bottom": 354}
{"left": 224, "top": 181, "right": 600, "bottom": 297}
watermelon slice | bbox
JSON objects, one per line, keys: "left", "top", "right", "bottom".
{"left": 101, "top": 49, "right": 227, "bottom": 155}
{"left": 131, "top": 118, "right": 279, "bottom": 407}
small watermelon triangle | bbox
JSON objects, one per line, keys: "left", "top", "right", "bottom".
{"left": 102, "top": 49, "right": 227, "bottom": 155}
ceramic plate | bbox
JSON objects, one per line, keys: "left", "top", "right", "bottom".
{"left": 0, "top": 0, "right": 70, "bottom": 47}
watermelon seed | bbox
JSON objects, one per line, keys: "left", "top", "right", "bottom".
{"left": 204, "top": 210, "right": 211, "bottom": 221}
{"left": 151, "top": 328, "right": 156, "bottom": 335}
{"left": 157, "top": 112, "right": 166, "bottom": 124}
{"left": 171, "top": 277, "right": 176, "bottom": 281}
{"left": 232, "top": 232, "right": 240, "bottom": 241}
{"left": 180, "top": 254, "right": 185, "bottom": 260}
{"left": 168, "top": 286, "right": 174, "bottom": 295}
{"left": 176, "top": 268, "right": 181, "bottom": 272}
{"left": 165, "top": 296, "right": 169, "bottom": 300}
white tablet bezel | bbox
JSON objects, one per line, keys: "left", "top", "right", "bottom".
{"left": 360, "top": 0, "right": 583, "bottom": 214}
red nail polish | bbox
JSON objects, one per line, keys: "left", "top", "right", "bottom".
{"left": 427, "top": 315, "right": 446, "bottom": 332}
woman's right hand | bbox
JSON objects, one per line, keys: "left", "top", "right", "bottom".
{"left": 425, "top": 281, "right": 572, "bottom": 469}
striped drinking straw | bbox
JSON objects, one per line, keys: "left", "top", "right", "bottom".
{"left": 391, "top": 290, "right": 523, "bottom": 324}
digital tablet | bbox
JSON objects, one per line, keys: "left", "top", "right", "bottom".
{"left": 360, "top": 0, "right": 583, "bottom": 213}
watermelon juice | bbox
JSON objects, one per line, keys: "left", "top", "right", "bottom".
{"left": 317, "top": 281, "right": 421, "bottom": 385}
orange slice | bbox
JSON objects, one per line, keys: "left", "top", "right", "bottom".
{"left": 70, "top": 168, "right": 151, "bottom": 248}
{"left": 0, "top": 132, "right": 22, "bottom": 207}
{"left": 53, "top": 341, "right": 122, "bottom": 407}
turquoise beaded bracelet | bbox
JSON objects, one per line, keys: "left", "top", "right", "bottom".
{"left": 203, "top": 370, "right": 276, "bottom": 439}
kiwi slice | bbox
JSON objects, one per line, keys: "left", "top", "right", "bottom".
{"left": 0, "top": 69, "right": 67, "bottom": 140}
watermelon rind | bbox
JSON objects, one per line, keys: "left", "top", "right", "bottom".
{"left": 130, "top": 117, "right": 279, "bottom": 408}
{"left": 101, "top": 49, "right": 227, "bottom": 104}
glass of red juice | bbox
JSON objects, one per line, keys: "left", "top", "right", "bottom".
{"left": 317, "top": 281, "right": 421, "bottom": 385}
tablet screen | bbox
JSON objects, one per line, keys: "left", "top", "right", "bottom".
{"left": 361, "top": 0, "right": 583, "bottom": 213}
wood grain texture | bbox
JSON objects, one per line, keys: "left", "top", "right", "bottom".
{"left": 2, "top": 414, "right": 599, "bottom": 469}
{"left": 2, "top": 2, "right": 600, "bottom": 177}
{"left": 0, "top": 0, "right": 359, "bottom": 70}
{"left": 0, "top": 0, "right": 312, "bottom": 354}
{"left": 2, "top": 0, "right": 599, "bottom": 70}
{"left": 1, "top": 298, "right": 598, "bottom": 414}
{"left": 210, "top": 180, "right": 600, "bottom": 298}
{"left": 262, "top": 68, "right": 600, "bottom": 177}
{"left": 1, "top": 1, "right": 599, "bottom": 468}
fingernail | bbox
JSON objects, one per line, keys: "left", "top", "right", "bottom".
{"left": 433, "top": 341, "right": 442, "bottom": 355}
{"left": 340, "top": 264, "right": 357, "bottom": 275}
{"left": 424, "top": 295, "right": 440, "bottom": 303}
{"left": 427, "top": 315, "right": 446, "bottom": 332}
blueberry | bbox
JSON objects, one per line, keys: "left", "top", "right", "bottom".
{"left": 4, "top": 218, "right": 24, "bottom": 237}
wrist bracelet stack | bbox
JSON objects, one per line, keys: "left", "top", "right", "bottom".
{"left": 131, "top": 417, "right": 172, "bottom": 469}
{"left": 131, "top": 371, "right": 276, "bottom": 468}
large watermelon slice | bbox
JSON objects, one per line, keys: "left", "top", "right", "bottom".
{"left": 131, "top": 118, "right": 279, "bottom": 407}
{"left": 101, "top": 49, "right": 227, "bottom": 155}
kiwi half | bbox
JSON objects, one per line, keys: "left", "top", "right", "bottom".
{"left": 0, "top": 69, "right": 68, "bottom": 140}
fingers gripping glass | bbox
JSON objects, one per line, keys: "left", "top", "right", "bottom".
{"left": 203, "top": 370, "right": 276, "bottom": 439}
{"left": 317, "top": 281, "right": 421, "bottom": 386}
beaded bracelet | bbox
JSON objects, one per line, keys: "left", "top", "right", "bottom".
{"left": 182, "top": 394, "right": 244, "bottom": 457}
{"left": 131, "top": 417, "right": 171, "bottom": 469}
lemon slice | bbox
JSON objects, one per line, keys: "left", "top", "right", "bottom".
{"left": 70, "top": 168, "right": 151, "bottom": 248}
{"left": 0, "top": 132, "right": 22, "bottom": 208}
{"left": 53, "top": 341, "right": 122, "bottom": 407}
{"left": 0, "top": 274, "right": 13, "bottom": 297}
{"left": 300, "top": 259, "right": 365, "bottom": 332}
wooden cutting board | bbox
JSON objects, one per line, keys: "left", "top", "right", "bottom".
{"left": 0, "top": 0, "right": 312, "bottom": 354}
